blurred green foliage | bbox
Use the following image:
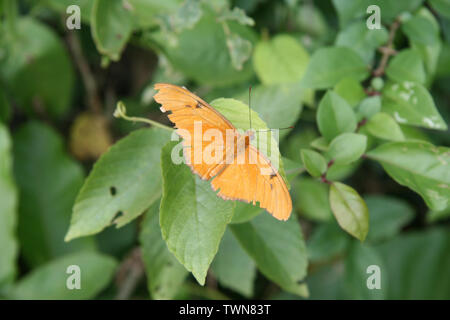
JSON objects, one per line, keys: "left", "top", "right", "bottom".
{"left": 0, "top": 0, "right": 449, "bottom": 300}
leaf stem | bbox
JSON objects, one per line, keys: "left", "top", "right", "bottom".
{"left": 320, "top": 160, "right": 335, "bottom": 184}
{"left": 372, "top": 18, "right": 401, "bottom": 77}
{"left": 114, "top": 101, "right": 173, "bottom": 131}
{"left": 115, "top": 248, "right": 145, "bottom": 300}
{"left": 66, "top": 31, "right": 103, "bottom": 114}
{"left": 356, "top": 118, "right": 368, "bottom": 132}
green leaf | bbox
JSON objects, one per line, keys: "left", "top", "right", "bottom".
{"left": 365, "top": 112, "right": 405, "bottom": 142}
{"left": 283, "top": 157, "right": 305, "bottom": 182}
{"left": 295, "top": 3, "right": 328, "bottom": 37}
{"left": 253, "top": 34, "right": 309, "bottom": 85}
{"left": 0, "top": 124, "right": 18, "bottom": 287}
{"left": 310, "top": 136, "right": 329, "bottom": 152}
{"left": 14, "top": 122, "right": 95, "bottom": 267}
{"left": 366, "top": 141, "right": 450, "bottom": 211}
{"left": 400, "top": 124, "right": 431, "bottom": 142}
{"left": 127, "top": 0, "right": 184, "bottom": 29}
{"left": 152, "top": 8, "right": 257, "bottom": 87}
{"left": 211, "top": 229, "right": 256, "bottom": 297}
{"left": 335, "top": 22, "right": 389, "bottom": 63}
{"left": 9, "top": 251, "right": 117, "bottom": 300}
{"left": 225, "top": 33, "right": 252, "bottom": 71}
{"left": 365, "top": 195, "right": 414, "bottom": 242}
{"left": 302, "top": 47, "right": 369, "bottom": 89}
{"left": 161, "top": 0, "right": 203, "bottom": 33}
{"left": 300, "top": 149, "right": 327, "bottom": 177}
{"left": 230, "top": 214, "right": 308, "bottom": 297}
{"left": 334, "top": 77, "right": 366, "bottom": 107}
{"left": 217, "top": 7, "right": 255, "bottom": 26}
{"left": 357, "top": 96, "right": 381, "bottom": 120}
{"left": 327, "top": 133, "right": 367, "bottom": 165}
{"left": 283, "top": 129, "right": 317, "bottom": 162}
{"left": 382, "top": 81, "right": 447, "bottom": 130}
{"left": 343, "top": 242, "right": 387, "bottom": 299}
{"left": 235, "top": 83, "right": 303, "bottom": 140}
{"left": 427, "top": 206, "right": 450, "bottom": 223}
{"left": 293, "top": 177, "right": 332, "bottom": 222}
{"left": 386, "top": 49, "right": 426, "bottom": 84}
{"left": 307, "top": 220, "right": 350, "bottom": 262}
{"left": 376, "top": 228, "right": 450, "bottom": 299}
{"left": 326, "top": 161, "right": 361, "bottom": 181}
{"left": 317, "top": 91, "right": 357, "bottom": 142}
{"left": 0, "top": 18, "right": 74, "bottom": 117}
{"left": 65, "top": 128, "right": 171, "bottom": 241}
{"left": 402, "top": 15, "right": 439, "bottom": 46}
{"left": 140, "top": 201, "right": 188, "bottom": 299}
{"left": 410, "top": 8, "right": 442, "bottom": 83}
{"left": 430, "top": 0, "right": 450, "bottom": 19}
{"left": 160, "top": 142, "right": 234, "bottom": 285}
{"left": 91, "top": 0, "right": 134, "bottom": 61}
{"left": 230, "top": 201, "right": 263, "bottom": 224}
{"left": 377, "top": 0, "right": 424, "bottom": 23}
{"left": 329, "top": 182, "right": 369, "bottom": 241}
{"left": 332, "top": 0, "right": 368, "bottom": 27}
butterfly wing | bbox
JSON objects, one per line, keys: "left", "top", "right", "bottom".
{"left": 211, "top": 145, "right": 292, "bottom": 221}
{"left": 154, "top": 83, "right": 236, "bottom": 180}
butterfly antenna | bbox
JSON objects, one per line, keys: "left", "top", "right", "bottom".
{"left": 248, "top": 85, "right": 252, "bottom": 130}
{"left": 257, "top": 126, "right": 294, "bottom": 132}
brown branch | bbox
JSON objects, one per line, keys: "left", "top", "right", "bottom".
{"left": 372, "top": 19, "right": 401, "bottom": 77}
{"left": 66, "top": 31, "right": 103, "bottom": 114}
{"left": 115, "top": 248, "right": 145, "bottom": 300}
{"left": 320, "top": 160, "right": 334, "bottom": 185}
{"left": 206, "top": 270, "right": 218, "bottom": 290}
{"left": 356, "top": 118, "right": 368, "bottom": 132}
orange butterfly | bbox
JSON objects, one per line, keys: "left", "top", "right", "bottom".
{"left": 154, "top": 83, "right": 292, "bottom": 221}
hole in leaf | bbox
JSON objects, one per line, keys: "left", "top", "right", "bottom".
{"left": 111, "top": 211, "right": 123, "bottom": 223}
{"left": 110, "top": 186, "right": 117, "bottom": 196}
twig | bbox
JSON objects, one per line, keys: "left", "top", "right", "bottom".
{"left": 115, "top": 248, "right": 145, "bottom": 300}
{"left": 66, "top": 31, "right": 103, "bottom": 113}
{"left": 320, "top": 160, "right": 334, "bottom": 185}
{"left": 114, "top": 101, "right": 173, "bottom": 131}
{"left": 356, "top": 118, "right": 368, "bottom": 132}
{"left": 206, "top": 271, "right": 218, "bottom": 290}
{"left": 372, "top": 19, "right": 401, "bottom": 77}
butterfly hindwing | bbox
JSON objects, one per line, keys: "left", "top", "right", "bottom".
{"left": 211, "top": 145, "right": 292, "bottom": 221}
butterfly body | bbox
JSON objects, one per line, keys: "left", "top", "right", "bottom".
{"left": 154, "top": 83, "right": 292, "bottom": 221}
